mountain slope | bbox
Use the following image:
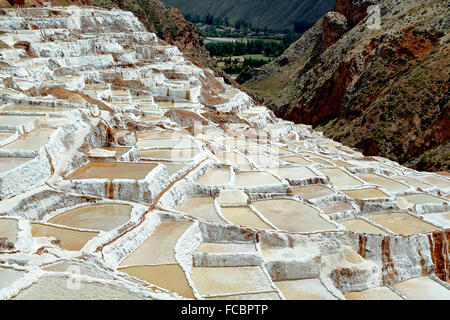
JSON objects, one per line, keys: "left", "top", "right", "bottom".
{"left": 240, "top": 0, "right": 450, "bottom": 171}
{"left": 160, "top": 0, "right": 334, "bottom": 31}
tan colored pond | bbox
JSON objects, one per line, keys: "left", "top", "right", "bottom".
{"left": 138, "top": 148, "right": 201, "bottom": 160}
{"left": 216, "top": 152, "right": 252, "bottom": 170}
{"left": 11, "top": 276, "right": 141, "bottom": 300}
{"left": 393, "top": 276, "right": 450, "bottom": 300}
{"left": 221, "top": 206, "right": 274, "bottom": 230}
{"left": 271, "top": 166, "right": 318, "bottom": 180}
{"left": 311, "top": 158, "right": 334, "bottom": 166}
{"left": 31, "top": 223, "right": 99, "bottom": 251}
{"left": 320, "top": 201, "right": 354, "bottom": 214}
{"left": 0, "top": 218, "right": 19, "bottom": 243}
{"left": 217, "top": 189, "right": 249, "bottom": 206}
{"left": 234, "top": 171, "right": 281, "bottom": 187}
{"left": 48, "top": 203, "right": 132, "bottom": 232}
{"left": 0, "top": 131, "right": 15, "bottom": 141}
{"left": 139, "top": 115, "right": 167, "bottom": 122}
{"left": 279, "top": 156, "right": 312, "bottom": 165}
{"left": 0, "top": 267, "right": 26, "bottom": 289}
{"left": 397, "top": 193, "right": 446, "bottom": 209}
{"left": 120, "top": 221, "right": 192, "bottom": 266}
{"left": 197, "top": 168, "right": 230, "bottom": 185}
{"left": 367, "top": 213, "right": 439, "bottom": 235}
{"left": 320, "top": 168, "right": 362, "bottom": 187}
{"left": 275, "top": 278, "right": 337, "bottom": 300}
{"left": 65, "top": 162, "right": 158, "bottom": 180}
{"left": 102, "top": 147, "right": 131, "bottom": 158}
{"left": 344, "top": 287, "right": 403, "bottom": 300}
{"left": 357, "top": 174, "right": 409, "bottom": 192}
{"left": 395, "top": 176, "right": 433, "bottom": 190}
{"left": 141, "top": 160, "right": 187, "bottom": 176}
{"left": 195, "top": 242, "right": 256, "bottom": 255}
{"left": 416, "top": 175, "right": 450, "bottom": 192}
{"left": 1, "top": 128, "right": 55, "bottom": 151}
{"left": 175, "top": 197, "right": 225, "bottom": 223}
{"left": 299, "top": 152, "right": 329, "bottom": 161}
{"left": 1, "top": 105, "right": 73, "bottom": 113}
{"left": 0, "top": 157, "right": 31, "bottom": 173}
{"left": 291, "top": 185, "right": 335, "bottom": 200}
{"left": 190, "top": 266, "right": 273, "bottom": 296}
{"left": 137, "top": 138, "right": 196, "bottom": 149}
{"left": 331, "top": 160, "right": 356, "bottom": 168}
{"left": 206, "top": 292, "right": 281, "bottom": 300}
{"left": 118, "top": 264, "right": 195, "bottom": 299}
{"left": 343, "top": 188, "right": 390, "bottom": 200}
{"left": 252, "top": 199, "right": 337, "bottom": 233}
{"left": 339, "top": 218, "right": 389, "bottom": 236}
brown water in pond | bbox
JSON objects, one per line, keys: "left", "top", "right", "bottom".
{"left": 65, "top": 162, "right": 158, "bottom": 180}
{"left": 0, "top": 157, "right": 30, "bottom": 173}
{"left": 1, "top": 105, "right": 72, "bottom": 113}
{"left": 118, "top": 264, "right": 195, "bottom": 299}
{"left": 344, "top": 287, "right": 403, "bottom": 300}
{"left": 1, "top": 128, "right": 55, "bottom": 150}
{"left": 367, "top": 212, "right": 439, "bottom": 235}
{"left": 217, "top": 189, "right": 249, "bottom": 206}
{"left": 279, "top": 156, "right": 312, "bottom": 165}
{"left": 190, "top": 266, "right": 273, "bottom": 296}
{"left": 311, "top": 158, "right": 334, "bottom": 166}
{"left": 221, "top": 206, "right": 273, "bottom": 230}
{"left": 320, "top": 168, "right": 362, "bottom": 187}
{"left": 137, "top": 130, "right": 184, "bottom": 140}
{"left": 0, "top": 132, "right": 15, "bottom": 141}
{"left": 216, "top": 152, "right": 252, "bottom": 170}
{"left": 197, "top": 168, "right": 230, "bottom": 185}
{"left": 120, "top": 221, "right": 192, "bottom": 266}
{"left": 138, "top": 148, "right": 201, "bottom": 160}
{"left": 291, "top": 185, "right": 335, "bottom": 199}
{"left": 11, "top": 276, "right": 142, "bottom": 300}
{"left": 0, "top": 267, "right": 26, "bottom": 289}
{"left": 48, "top": 203, "right": 132, "bottom": 232}
{"left": 0, "top": 218, "right": 19, "bottom": 243}
{"left": 299, "top": 152, "right": 329, "bottom": 161}
{"left": 393, "top": 276, "right": 450, "bottom": 300}
{"left": 332, "top": 160, "right": 355, "bottom": 168}
{"left": 275, "top": 278, "right": 337, "bottom": 300}
{"left": 252, "top": 199, "right": 337, "bottom": 233}
{"left": 357, "top": 174, "right": 409, "bottom": 192}
{"left": 103, "top": 147, "right": 131, "bottom": 158}
{"left": 342, "top": 188, "right": 390, "bottom": 200}
{"left": 31, "top": 223, "right": 99, "bottom": 251}
{"left": 234, "top": 172, "right": 281, "bottom": 187}
{"left": 271, "top": 167, "right": 318, "bottom": 180}
{"left": 139, "top": 115, "right": 167, "bottom": 122}
{"left": 339, "top": 219, "right": 389, "bottom": 236}
{"left": 397, "top": 193, "right": 446, "bottom": 210}
{"left": 176, "top": 197, "right": 225, "bottom": 223}
{"left": 417, "top": 175, "right": 450, "bottom": 191}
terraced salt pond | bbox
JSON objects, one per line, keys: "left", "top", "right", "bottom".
{"left": 48, "top": 203, "right": 132, "bottom": 232}
{"left": 0, "top": 157, "right": 30, "bottom": 173}
{"left": 138, "top": 148, "right": 201, "bottom": 160}
{"left": 190, "top": 266, "right": 273, "bottom": 296}
{"left": 367, "top": 212, "right": 439, "bottom": 235}
{"left": 118, "top": 264, "right": 195, "bottom": 299}
{"left": 216, "top": 152, "right": 252, "bottom": 170}
{"left": 234, "top": 171, "right": 281, "bottom": 187}
{"left": 397, "top": 193, "right": 447, "bottom": 209}
{"left": 252, "top": 199, "right": 338, "bottom": 233}
{"left": 31, "top": 223, "right": 99, "bottom": 251}
{"left": 120, "top": 221, "right": 192, "bottom": 266}
{"left": 0, "top": 115, "right": 40, "bottom": 128}
{"left": 137, "top": 137, "right": 196, "bottom": 149}
{"left": 65, "top": 162, "right": 158, "bottom": 180}
{"left": 0, "top": 267, "right": 25, "bottom": 289}
{"left": 291, "top": 185, "right": 335, "bottom": 199}
{"left": 196, "top": 167, "right": 230, "bottom": 185}
{"left": 319, "top": 201, "right": 354, "bottom": 214}
{"left": 11, "top": 276, "right": 142, "bottom": 300}
{"left": 271, "top": 166, "right": 318, "bottom": 180}
{"left": 342, "top": 188, "right": 390, "bottom": 200}
{"left": 1, "top": 128, "right": 55, "bottom": 150}
{"left": 221, "top": 206, "right": 274, "bottom": 230}
{"left": 279, "top": 156, "right": 312, "bottom": 165}
{"left": 319, "top": 168, "right": 362, "bottom": 187}
{"left": 393, "top": 276, "right": 450, "bottom": 300}
{"left": 175, "top": 197, "right": 225, "bottom": 223}
{"left": 275, "top": 278, "right": 337, "bottom": 300}
{"left": 0, "top": 218, "right": 19, "bottom": 243}
{"left": 141, "top": 160, "right": 187, "bottom": 176}
{"left": 357, "top": 173, "right": 409, "bottom": 192}
{"left": 339, "top": 218, "right": 389, "bottom": 235}
{"left": 344, "top": 287, "right": 402, "bottom": 300}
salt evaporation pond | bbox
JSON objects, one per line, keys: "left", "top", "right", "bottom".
{"left": 221, "top": 206, "right": 274, "bottom": 230}
{"left": 196, "top": 167, "right": 230, "bottom": 185}
{"left": 367, "top": 212, "right": 439, "bottom": 235}
{"left": 65, "top": 162, "right": 158, "bottom": 180}
{"left": 175, "top": 197, "right": 225, "bottom": 223}
{"left": 275, "top": 278, "right": 337, "bottom": 300}
{"left": 1, "top": 128, "right": 55, "bottom": 150}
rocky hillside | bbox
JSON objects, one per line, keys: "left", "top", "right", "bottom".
{"left": 239, "top": 0, "right": 450, "bottom": 172}
{"left": 161, "top": 0, "right": 334, "bottom": 32}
